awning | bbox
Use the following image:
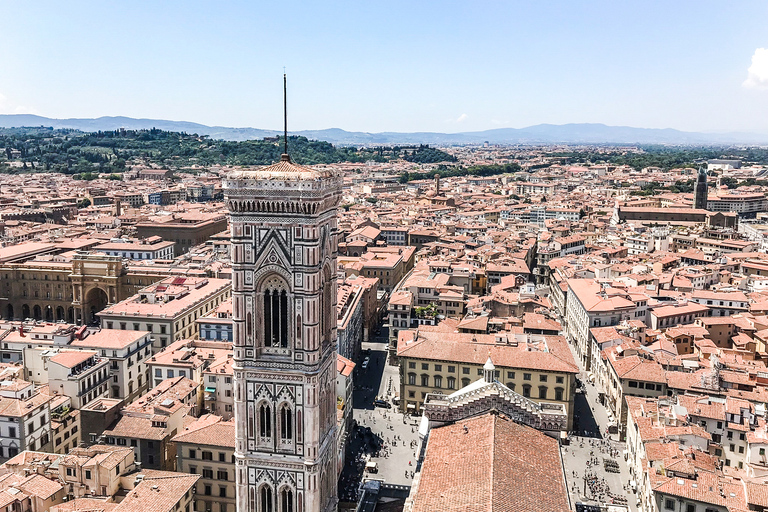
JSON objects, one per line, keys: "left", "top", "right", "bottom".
{"left": 407, "top": 403, "right": 416, "bottom": 410}
{"left": 204, "top": 387, "right": 216, "bottom": 393}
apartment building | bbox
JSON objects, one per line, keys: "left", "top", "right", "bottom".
{"left": 70, "top": 328, "right": 153, "bottom": 403}
{"left": 98, "top": 276, "right": 231, "bottom": 351}
{"left": 565, "top": 279, "right": 638, "bottom": 371}
{"left": 201, "top": 355, "right": 234, "bottom": 420}
{"left": 95, "top": 237, "right": 175, "bottom": 260}
{"left": 46, "top": 351, "right": 111, "bottom": 409}
{"left": 49, "top": 393, "right": 81, "bottom": 454}
{"left": 172, "top": 414, "right": 236, "bottom": 512}
{"left": 146, "top": 339, "right": 232, "bottom": 389}
{"left": 196, "top": 298, "right": 233, "bottom": 341}
{"left": 689, "top": 290, "right": 749, "bottom": 317}
{"left": 337, "top": 280, "right": 364, "bottom": 361}
{"left": 103, "top": 376, "right": 199, "bottom": 471}
{"left": 396, "top": 329, "right": 578, "bottom": 429}
{"left": 649, "top": 302, "right": 709, "bottom": 330}
{"left": 0, "top": 379, "right": 52, "bottom": 460}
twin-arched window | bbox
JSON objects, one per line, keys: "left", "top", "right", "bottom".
{"left": 254, "top": 485, "right": 293, "bottom": 512}
{"left": 260, "top": 486, "right": 273, "bottom": 512}
{"left": 280, "top": 488, "right": 294, "bottom": 512}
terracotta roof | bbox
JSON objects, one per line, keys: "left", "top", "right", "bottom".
{"left": 49, "top": 350, "right": 96, "bottom": 368}
{"left": 172, "top": 414, "right": 235, "bottom": 449}
{"left": 398, "top": 330, "right": 578, "bottom": 373}
{"left": 411, "top": 413, "right": 569, "bottom": 512}
{"left": 116, "top": 474, "right": 199, "bottom": 512}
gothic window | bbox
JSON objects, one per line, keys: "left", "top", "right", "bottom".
{"left": 260, "top": 485, "right": 273, "bottom": 512}
{"left": 259, "top": 403, "right": 272, "bottom": 438}
{"left": 264, "top": 290, "right": 288, "bottom": 348}
{"left": 247, "top": 312, "right": 253, "bottom": 341}
{"left": 280, "top": 404, "right": 293, "bottom": 441}
{"left": 262, "top": 276, "right": 289, "bottom": 349}
{"left": 250, "top": 487, "right": 256, "bottom": 511}
{"left": 280, "top": 488, "right": 293, "bottom": 512}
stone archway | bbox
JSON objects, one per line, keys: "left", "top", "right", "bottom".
{"left": 44, "top": 305, "right": 53, "bottom": 322}
{"left": 21, "top": 304, "right": 30, "bottom": 320}
{"left": 32, "top": 305, "right": 42, "bottom": 320}
{"left": 5, "top": 304, "right": 13, "bottom": 320}
{"left": 56, "top": 306, "right": 65, "bottom": 321}
{"left": 84, "top": 287, "right": 109, "bottom": 325}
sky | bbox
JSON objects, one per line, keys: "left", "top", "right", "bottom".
{"left": 1, "top": 1, "right": 768, "bottom": 134}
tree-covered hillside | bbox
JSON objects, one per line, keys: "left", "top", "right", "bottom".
{"left": 0, "top": 127, "right": 455, "bottom": 174}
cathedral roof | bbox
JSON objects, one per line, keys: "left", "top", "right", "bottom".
{"left": 227, "top": 154, "right": 336, "bottom": 181}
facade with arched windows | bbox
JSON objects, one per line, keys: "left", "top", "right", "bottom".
{"left": 225, "top": 153, "right": 342, "bottom": 512}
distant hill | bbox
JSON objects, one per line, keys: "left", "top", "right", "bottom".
{"left": 0, "top": 114, "right": 766, "bottom": 145}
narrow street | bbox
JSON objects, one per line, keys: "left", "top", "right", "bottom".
{"left": 561, "top": 329, "right": 637, "bottom": 511}
{"left": 338, "top": 325, "right": 419, "bottom": 503}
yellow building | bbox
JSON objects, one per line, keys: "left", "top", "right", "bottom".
{"left": 396, "top": 328, "right": 578, "bottom": 429}
{"left": 172, "top": 414, "right": 236, "bottom": 512}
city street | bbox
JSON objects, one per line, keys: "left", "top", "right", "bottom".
{"left": 561, "top": 332, "right": 637, "bottom": 511}
{"left": 338, "top": 325, "right": 419, "bottom": 503}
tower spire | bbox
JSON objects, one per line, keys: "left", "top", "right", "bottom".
{"left": 282, "top": 72, "right": 290, "bottom": 162}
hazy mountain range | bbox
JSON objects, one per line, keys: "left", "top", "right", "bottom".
{"left": 0, "top": 114, "right": 766, "bottom": 146}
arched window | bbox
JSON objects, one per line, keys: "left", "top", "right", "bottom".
{"left": 507, "top": 382, "right": 516, "bottom": 391}
{"left": 296, "top": 410, "right": 303, "bottom": 443}
{"left": 259, "top": 403, "right": 272, "bottom": 438}
{"left": 260, "top": 485, "right": 273, "bottom": 512}
{"left": 433, "top": 375, "right": 442, "bottom": 389}
{"left": 280, "top": 488, "right": 293, "bottom": 512}
{"left": 555, "top": 387, "right": 564, "bottom": 401}
{"left": 539, "top": 386, "right": 548, "bottom": 399}
{"left": 447, "top": 377, "right": 456, "bottom": 389}
{"left": 420, "top": 374, "right": 429, "bottom": 387}
{"left": 522, "top": 384, "right": 531, "bottom": 398}
{"left": 280, "top": 405, "right": 293, "bottom": 441}
{"left": 247, "top": 311, "right": 253, "bottom": 341}
{"left": 263, "top": 277, "right": 289, "bottom": 348}
{"left": 250, "top": 487, "right": 256, "bottom": 511}
{"left": 408, "top": 373, "right": 416, "bottom": 385}
{"left": 461, "top": 378, "right": 471, "bottom": 387}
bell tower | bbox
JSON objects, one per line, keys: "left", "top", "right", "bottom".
{"left": 224, "top": 75, "right": 341, "bottom": 512}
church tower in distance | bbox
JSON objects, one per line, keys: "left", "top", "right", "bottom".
{"left": 695, "top": 166, "right": 708, "bottom": 210}
{"left": 224, "top": 78, "right": 341, "bottom": 512}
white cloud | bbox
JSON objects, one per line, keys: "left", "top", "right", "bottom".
{"left": 744, "top": 48, "right": 768, "bottom": 89}
{"left": 456, "top": 113, "right": 468, "bottom": 123}
{"left": 0, "top": 92, "right": 37, "bottom": 115}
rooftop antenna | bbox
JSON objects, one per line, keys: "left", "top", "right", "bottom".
{"left": 282, "top": 70, "right": 290, "bottom": 162}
